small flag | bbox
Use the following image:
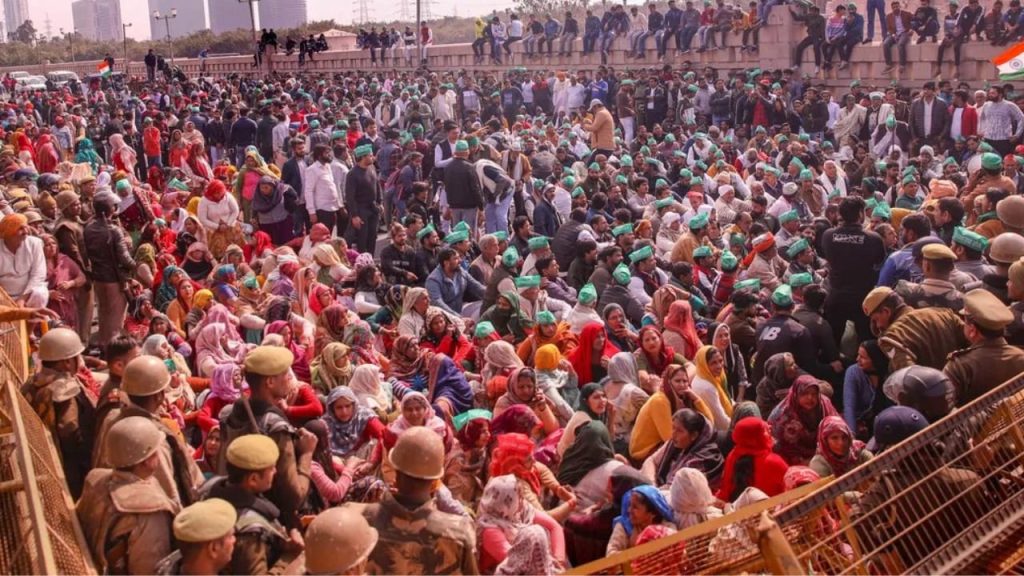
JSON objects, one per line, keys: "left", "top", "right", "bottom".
{"left": 994, "top": 42, "right": 1024, "bottom": 81}
{"left": 97, "top": 61, "right": 111, "bottom": 78}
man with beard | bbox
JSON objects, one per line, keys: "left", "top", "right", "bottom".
{"left": 412, "top": 223, "right": 441, "bottom": 286}
{"left": 381, "top": 222, "right": 418, "bottom": 285}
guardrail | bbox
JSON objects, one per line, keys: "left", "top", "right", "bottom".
{"left": 0, "top": 291, "right": 95, "bottom": 575}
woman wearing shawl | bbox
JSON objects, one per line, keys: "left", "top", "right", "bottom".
{"left": 134, "top": 243, "right": 157, "bottom": 288}
{"left": 564, "top": 467, "right": 650, "bottom": 565}
{"left": 108, "top": 133, "right": 137, "bottom": 175}
{"left": 193, "top": 425, "right": 221, "bottom": 479}
{"left": 421, "top": 351, "right": 475, "bottom": 420}
{"left": 197, "top": 180, "right": 243, "bottom": 259}
{"left": 182, "top": 242, "right": 216, "bottom": 281}
{"left": 182, "top": 137, "right": 212, "bottom": 183}
{"left": 303, "top": 419, "right": 363, "bottom": 509}
{"left": 194, "top": 322, "right": 245, "bottom": 378}
{"left": 233, "top": 148, "right": 277, "bottom": 220}
{"left": 489, "top": 432, "right": 575, "bottom": 521}
{"left": 323, "top": 386, "right": 388, "bottom": 459}
{"left": 343, "top": 319, "right": 388, "bottom": 370}
{"left": 557, "top": 422, "right": 626, "bottom": 509}
{"left": 365, "top": 285, "right": 406, "bottom": 341}
{"left": 314, "top": 304, "right": 354, "bottom": 357}
{"left": 478, "top": 474, "right": 566, "bottom": 574}
{"left": 663, "top": 300, "right": 702, "bottom": 361}
{"left": 495, "top": 524, "right": 559, "bottom": 576}
{"left": 75, "top": 138, "right": 102, "bottom": 173}
{"left": 450, "top": 418, "right": 492, "bottom": 503}
{"left": 265, "top": 320, "right": 312, "bottom": 383}
{"left": 192, "top": 364, "right": 243, "bottom": 433}
{"left": 154, "top": 265, "right": 187, "bottom": 313}
{"left": 630, "top": 363, "right": 714, "bottom": 462}
{"left": 168, "top": 130, "right": 187, "bottom": 168}
{"left": 607, "top": 485, "right": 677, "bottom": 554}
{"left": 716, "top": 401, "right": 762, "bottom": 458}
{"left": 125, "top": 294, "right": 157, "bottom": 341}
{"left": 603, "top": 303, "right": 638, "bottom": 353}
{"left": 691, "top": 345, "right": 735, "bottom": 431}
{"left": 716, "top": 417, "right": 790, "bottom": 501}
{"left": 643, "top": 285, "right": 689, "bottom": 329}
{"left": 41, "top": 233, "right": 85, "bottom": 332}
{"left": 175, "top": 215, "right": 207, "bottom": 258}
{"left": 271, "top": 260, "right": 300, "bottom": 299}
{"left": 768, "top": 375, "right": 838, "bottom": 465}
{"left": 184, "top": 289, "right": 214, "bottom": 339}
{"left": 210, "top": 264, "right": 239, "bottom": 305}
{"left": 669, "top": 467, "right": 723, "bottom": 529}
{"left": 634, "top": 326, "right": 687, "bottom": 393}
{"left": 478, "top": 291, "right": 533, "bottom": 344}
{"left": 533, "top": 344, "right": 578, "bottom": 425}
{"left": 642, "top": 407, "right": 725, "bottom": 489}
{"left": 755, "top": 351, "right": 806, "bottom": 418}
{"left": 397, "top": 287, "right": 431, "bottom": 338}
{"left": 147, "top": 314, "right": 191, "bottom": 358}
{"left": 557, "top": 383, "right": 613, "bottom": 456}
{"left": 350, "top": 364, "right": 394, "bottom": 420}
{"left": 809, "top": 415, "right": 872, "bottom": 478}
{"left": 387, "top": 392, "right": 452, "bottom": 452}
{"left": 712, "top": 323, "right": 751, "bottom": 402}
{"left": 842, "top": 339, "right": 893, "bottom": 440}
{"left": 516, "top": 311, "right": 579, "bottom": 365}
{"left": 420, "top": 307, "right": 472, "bottom": 367}
{"left": 311, "top": 242, "right": 350, "bottom": 287}
{"left": 252, "top": 176, "right": 297, "bottom": 246}
{"left": 493, "top": 368, "right": 561, "bottom": 435}
{"left": 567, "top": 322, "right": 619, "bottom": 386}
{"left": 309, "top": 342, "right": 353, "bottom": 394}
{"left": 353, "top": 263, "right": 390, "bottom": 316}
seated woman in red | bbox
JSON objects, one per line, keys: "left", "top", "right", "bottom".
{"left": 420, "top": 307, "right": 472, "bottom": 368}
{"left": 715, "top": 417, "right": 789, "bottom": 502}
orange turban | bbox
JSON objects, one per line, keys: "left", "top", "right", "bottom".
{"left": 0, "top": 213, "right": 27, "bottom": 239}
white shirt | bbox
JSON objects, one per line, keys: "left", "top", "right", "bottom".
{"left": 197, "top": 194, "right": 240, "bottom": 230}
{"left": 951, "top": 107, "right": 964, "bottom": 141}
{"left": 509, "top": 20, "right": 524, "bottom": 37}
{"left": 431, "top": 93, "right": 453, "bottom": 122}
{"left": 330, "top": 160, "right": 349, "bottom": 206}
{"left": 923, "top": 97, "right": 934, "bottom": 137}
{"left": 0, "top": 236, "right": 47, "bottom": 302}
{"left": 303, "top": 160, "right": 340, "bottom": 214}
{"left": 566, "top": 83, "right": 586, "bottom": 110}
{"left": 272, "top": 121, "right": 290, "bottom": 154}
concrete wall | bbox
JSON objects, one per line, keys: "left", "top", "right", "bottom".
{"left": 0, "top": 13, "right": 1004, "bottom": 90}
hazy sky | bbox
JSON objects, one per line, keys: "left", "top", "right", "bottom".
{"left": 28, "top": 0, "right": 517, "bottom": 41}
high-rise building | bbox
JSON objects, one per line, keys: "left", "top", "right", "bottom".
{"left": 147, "top": 0, "right": 205, "bottom": 39}
{"left": 72, "top": 0, "right": 123, "bottom": 41}
{"left": 258, "top": 0, "right": 306, "bottom": 30}
{"left": 208, "top": 0, "right": 250, "bottom": 34}
{"left": 3, "top": 0, "right": 29, "bottom": 36}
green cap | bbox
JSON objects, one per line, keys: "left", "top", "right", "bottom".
{"left": 982, "top": 152, "right": 1002, "bottom": 171}
{"left": 772, "top": 284, "right": 794, "bottom": 307}
{"left": 616, "top": 174, "right": 629, "bottom": 185}
{"left": 502, "top": 246, "right": 520, "bottom": 268}
{"left": 679, "top": 168, "right": 692, "bottom": 180}
{"left": 799, "top": 169, "right": 813, "bottom": 181}
{"left": 572, "top": 186, "right": 585, "bottom": 198}
{"left": 416, "top": 223, "right": 436, "bottom": 240}
{"left": 655, "top": 178, "right": 669, "bottom": 189}
{"left": 734, "top": 278, "right": 761, "bottom": 292}
{"left": 579, "top": 283, "right": 597, "bottom": 304}
{"left": 690, "top": 177, "right": 704, "bottom": 187}
{"left": 515, "top": 275, "right": 541, "bottom": 289}
{"left": 654, "top": 197, "right": 675, "bottom": 210}
{"left": 493, "top": 231, "right": 509, "bottom": 242}
{"left": 474, "top": 321, "right": 496, "bottom": 339}
{"left": 902, "top": 174, "right": 917, "bottom": 186}
{"left": 612, "top": 264, "right": 632, "bottom": 286}
{"left": 468, "top": 136, "right": 480, "bottom": 147}
{"left": 527, "top": 236, "right": 550, "bottom": 251}
{"left": 562, "top": 175, "right": 576, "bottom": 187}
{"left": 536, "top": 310, "right": 557, "bottom": 325}
{"left": 354, "top": 144, "right": 374, "bottom": 159}
{"left": 444, "top": 230, "right": 469, "bottom": 244}
{"left": 693, "top": 245, "right": 713, "bottom": 259}
{"left": 779, "top": 210, "right": 799, "bottom": 225}
{"left": 664, "top": 133, "right": 676, "bottom": 143}
{"left": 886, "top": 116, "right": 896, "bottom": 129}
{"left": 645, "top": 157, "right": 660, "bottom": 166}
{"left": 612, "top": 223, "right": 634, "bottom": 238}
{"left": 789, "top": 272, "right": 814, "bottom": 288}
{"left": 115, "top": 179, "right": 131, "bottom": 192}
{"left": 454, "top": 140, "right": 469, "bottom": 153}
{"left": 720, "top": 250, "right": 739, "bottom": 270}
{"left": 689, "top": 212, "right": 710, "bottom": 230}
{"left": 872, "top": 203, "right": 892, "bottom": 220}
{"left": 588, "top": 162, "right": 600, "bottom": 171}
{"left": 952, "top": 226, "right": 989, "bottom": 252}
{"left": 786, "top": 237, "right": 811, "bottom": 259}
{"left": 620, "top": 155, "right": 633, "bottom": 167}
{"left": 453, "top": 221, "right": 470, "bottom": 234}
{"left": 629, "top": 245, "right": 654, "bottom": 264}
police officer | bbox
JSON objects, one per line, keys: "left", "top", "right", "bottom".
{"left": 304, "top": 507, "right": 379, "bottom": 575}
{"left": 881, "top": 366, "right": 955, "bottom": 424}
{"left": 218, "top": 346, "right": 317, "bottom": 529}
{"left": 943, "top": 288, "right": 1024, "bottom": 405}
{"left": 208, "top": 434, "right": 302, "bottom": 575}
{"left": 966, "top": 232, "right": 1024, "bottom": 303}
{"left": 155, "top": 498, "right": 237, "bottom": 575}
{"left": 356, "top": 427, "right": 478, "bottom": 575}
{"left": 95, "top": 355, "right": 203, "bottom": 506}
{"left": 20, "top": 327, "right": 96, "bottom": 498}
{"left": 863, "top": 286, "right": 967, "bottom": 370}
{"left": 894, "top": 243, "right": 964, "bottom": 311}
{"left": 1006, "top": 257, "right": 1024, "bottom": 346}
{"left": 76, "top": 416, "right": 180, "bottom": 575}
{"left": 751, "top": 285, "right": 818, "bottom": 385}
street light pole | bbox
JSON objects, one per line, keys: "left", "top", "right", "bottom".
{"left": 416, "top": 0, "right": 421, "bottom": 68}
{"left": 122, "top": 22, "right": 132, "bottom": 73}
{"left": 59, "top": 28, "right": 76, "bottom": 63}
{"left": 152, "top": 9, "right": 177, "bottom": 66}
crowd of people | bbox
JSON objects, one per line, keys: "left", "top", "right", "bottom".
{"left": 1, "top": 23, "right": 1023, "bottom": 574}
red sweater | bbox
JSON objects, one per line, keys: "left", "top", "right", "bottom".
{"left": 285, "top": 384, "right": 325, "bottom": 426}
{"left": 716, "top": 419, "right": 790, "bottom": 501}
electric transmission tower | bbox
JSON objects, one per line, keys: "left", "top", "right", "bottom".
{"left": 399, "top": 0, "right": 411, "bottom": 21}
{"left": 355, "top": 0, "right": 370, "bottom": 24}
{"left": 421, "top": 0, "right": 435, "bottom": 20}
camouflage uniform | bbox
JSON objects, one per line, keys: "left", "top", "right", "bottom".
{"left": 76, "top": 469, "right": 179, "bottom": 575}
{"left": 894, "top": 278, "right": 964, "bottom": 311}
{"left": 355, "top": 492, "right": 478, "bottom": 575}
{"left": 20, "top": 368, "right": 96, "bottom": 498}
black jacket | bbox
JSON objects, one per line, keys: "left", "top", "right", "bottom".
{"left": 552, "top": 219, "right": 586, "bottom": 269}
{"left": 83, "top": 216, "right": 135, "bottom": 283}
{"left": 443, "top": 157, "right": 483, "bottom": 209}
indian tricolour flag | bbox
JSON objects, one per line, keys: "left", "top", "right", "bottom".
{"left": 96, "top": 61, "right": 111, "bottom": 78}
{"left": 994, "top": 42, "right": 1024, "bottom": 81}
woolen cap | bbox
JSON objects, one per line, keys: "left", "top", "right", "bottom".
{"left": 862, "top": 286, "right": 894, "bottom": 315}
{"left": 173, "top": 499, "right": 237, "bottom": 543}
{"left": 244, "top": 346, "right": 294, "bottom": 377}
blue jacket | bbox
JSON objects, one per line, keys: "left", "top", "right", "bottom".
{"left": 545, "top": 19, "right": 561, "bottom": 36}
{"left": 533, "top": 200, "right": 561, "bottom": 237}
{"left": 845, "top": 14, "right": 865, "bottom": 41}
{"left": 585, "top": 15, "right": 602, "bottom": 35}
{"left": 426, "top": 265, "right": 486, "bottom": 316}
{"left": 876, "top": 246, "right": 921, "bottom": 288}
{"left": 665, "top": 6, "right": 684, "bottom": 30}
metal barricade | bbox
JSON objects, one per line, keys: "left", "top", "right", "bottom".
{"left": 0, "top": 291, "right": 95, "bottom": 575}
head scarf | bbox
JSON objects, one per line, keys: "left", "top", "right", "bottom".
{"left": 670, "top": 467, "right": 720, "bottom": 529}
{"left": 141, "top": 334, "right": 170, "bottom": 358}
{"left": 783, "top": 466, "right": 821, "bottom": 491}
{"left": 308, "top": 283, "right": 333, "bottom": 317}
{"left": 483, "top": 340, "right": 525, "bottom": 398}
{"left": 717, "top": 418, "right": 777, "bottom": 502}
{"left": 567, "top": 322, "right": 620, "bottom": 385}
{"left": 815, "top": 415, "right": 865, "bottom": 477}
{"left": 209, "top": 363, "right": 242, "bottom": 403}
{"left": 457, "top": 417, "right": 491, "bottom": 451}
{"left": 477, "top": 474, "right": 535, "bottom": 542}
{"left": 534, "top": 344, "right": 562, "bottom": 371}
{"left": 490, "top": 404, "right": 542, "bottom": 437}
{"left": 664, "top": 301, "right": 701, "bottom": 360}
{"left": 613, "top": 485, "right": 675, "bottom": 537}
{"left": 768, "top": 375, "right": 838, "bottom": 464}
{"left": 195, "top": 323, "right": 240, "bottom": 368}
{"left": 389, "top": 334, "right": 427, "bottom": 381}
{"left": 154, "top": 265, "right": 184, "bottom": 312}
{"left": 638, "top": 325, "right": 675, "bottom": 376}
{"left": 343, "top": 320, "right": 378, "bottom": 366}
{"left": 317, "top": 304, "right": 350, "bottom": 343}
{"left": 251, "top": 176, "right": 283, "bottom": 214}
{"left": 489, "top": 432, "right": 543, "bottom": 495}
{"left": 655, "top": 409, "right": 724, "bottom": 486}
{"left": 311, "top": 342, "right": 353, "bottom": 393}
{"left": 651, "top": 285, "right": 687, "bottom": 327}
{"left": 607, "top": 351, "right": 640, "bottom": 384}
{"left": 557, "top": 421, "right": 616, "bottom": 485}
{"left": 494, "top": 525, "right": 556, "bottom": 576}
{"left": 350, "top": 364, "right": 390, "bottom": 412}
{"left": 390, "top": 392, "right": 448, "bottom": 438}
{"left": 695, "top": 345, "right": 734, "bottom": 418}
{"left": 323, "top": 386, "right": 374, "bottom": 456}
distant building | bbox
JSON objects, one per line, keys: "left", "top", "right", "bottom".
{"left": 72, "top": 0, "right": 123, "bottom": 41}
{"left": 258, "top": 0, "right": 306, "bottom": 30}
{"left": 148, "top": 0, "right": 206, "bottom": 39}
{"left": 2, "top": 0, "right": 28, "bottom": 35}
{"left": 208, "top": 0, "right": 250, "bottom": 34}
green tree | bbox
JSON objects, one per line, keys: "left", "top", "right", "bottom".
{"left": 12, "top": 19, "right": 37, "bottom": 44}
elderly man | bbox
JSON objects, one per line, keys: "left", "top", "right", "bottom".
{"left": 0, "top": 213, "right": 48, "bottom": 308}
